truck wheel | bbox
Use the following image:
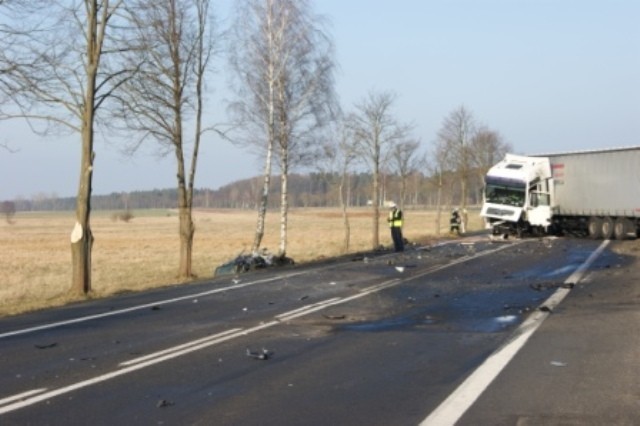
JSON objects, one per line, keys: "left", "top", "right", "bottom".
{"left": 601, "top": 217, "right": 614, "bottom": 240}
{"left": 614, "top": 218, "right": 631, "bottom": 240}
{"left": 588, "top": 217, "right": 602, "bottom": 239}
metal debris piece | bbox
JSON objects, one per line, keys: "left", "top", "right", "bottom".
{"left": 322, "top": 314, "right": 346, "bottom": 320}
{"left": 35, "top": 343, "right": 58, "bottom": 350}
{"left": 215, "top": 249, "right": 294, "bottom": 277}
{"left": 530, "top": 282, "right": 566, "bottom": 292}
{"left": 157, "top": 399, "right": 174, "bottom": 408}
{"left": 247, "top": 348, "right": 272, "bottom": 360}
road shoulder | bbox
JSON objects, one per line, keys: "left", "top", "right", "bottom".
{"left": 459, "top": 239, "right": 640, "bottom": 425}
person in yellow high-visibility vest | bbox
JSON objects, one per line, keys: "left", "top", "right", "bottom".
{"left": 387, "top": 202, "right": 404, "bottom": 252}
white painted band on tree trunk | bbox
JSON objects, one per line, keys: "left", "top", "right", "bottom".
{"left": 70, "top": 221, "right": 83, "bottom": 243}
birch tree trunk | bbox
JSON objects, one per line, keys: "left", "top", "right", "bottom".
{"left": 278, "top": 144, "right": 289, "bottom": 256}
{"left": 252, "top": 138, "right": 273, "bottom": 253}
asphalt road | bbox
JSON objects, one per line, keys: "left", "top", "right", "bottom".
{"left": 0, "top": 235, "right": 631, "bottom": 425}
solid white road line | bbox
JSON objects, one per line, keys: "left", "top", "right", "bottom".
{"left": 0, "top": 239, "right": 528, "bottom": 416}
{"left": 420, "top": 240, "right": 610, "bottom": 426}
{"left": 0, "top": 271, "right": 309, "bottom": 340}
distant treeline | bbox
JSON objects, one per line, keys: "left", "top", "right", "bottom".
{"left": 10, "top": 171, "right": 487, "bottom": 212}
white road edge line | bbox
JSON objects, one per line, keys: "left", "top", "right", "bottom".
{"left": 420, "top": 239, "right": 610, "bottom": 426}
{"left": 0, "top": 271, "right": 308, "bottom": 340}
{"left": 0, "top": 239, "right": 525, "bottom": 416}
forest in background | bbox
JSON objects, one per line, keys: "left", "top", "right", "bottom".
{"left": 5, "top": 169, "right": 487, "bottom": 213}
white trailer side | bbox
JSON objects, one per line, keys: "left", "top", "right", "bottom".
{"left": 537, "top": 147, "right": 640, "bottom": 217}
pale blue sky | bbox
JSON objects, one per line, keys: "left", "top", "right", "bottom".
{"left": 1, "top": 0, "right": 639, "bottom": 200}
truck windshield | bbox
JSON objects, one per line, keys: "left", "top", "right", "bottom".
{"left": 485, "top": 176, "right": 526, "bottom": 207}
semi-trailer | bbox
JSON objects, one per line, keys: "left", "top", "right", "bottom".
{"left": 480, "top": 146, "right": 640, "bottom": 239}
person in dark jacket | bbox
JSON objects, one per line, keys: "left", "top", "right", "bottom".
{"left": 450, "top": 208, "right": 461, "bottom": 235}
{"left": 388, "top": 202, "right": 404, "bottom": 252}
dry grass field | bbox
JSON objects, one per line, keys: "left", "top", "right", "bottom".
{"left": 0, "top": 207, "right": 484, "bottom": 317}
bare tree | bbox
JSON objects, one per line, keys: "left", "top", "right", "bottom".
{"left": 117, "top": 0, "right": 215, "bottom": 279}
{"left": 471, "top": 126, "right": 511, "bottom": 178}
{"left": 0, "top": 1, "right": 134, "bottom": 295}
{"left": 389, "top": 139, "right": 421, "bottom": 209}
{"left": 1, "top": 200, "right": 16, "bottom": 224}
{"left": 435, "top": 105, "right": 476, "bottom": 209}
{"left": 349, "top": 90, "right": 412, "bottom": 250}
{"left": 229, "top": 0, "right": 335, "bottom": 257}
{"left": 318, "top": 120, "right": 357, "bottom": 253}
{"left": 427, "top": 145, "right": 450, "bottom": 236}
{"left": 0, "top": 141, "right": 17, "bottom": 153}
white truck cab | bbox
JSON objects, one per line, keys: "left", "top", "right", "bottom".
{"left": 480, "top": 154, "right": 553, "bottom": 236}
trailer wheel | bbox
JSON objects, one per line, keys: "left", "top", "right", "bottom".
{"left": 588, "top": 217, "right": 602, "bottom": 239}
{"left": 614, "top": 218, "right": 632, "bottom": 240}
{"left": 601, "top": 217, "right": 614, "bottom": 240}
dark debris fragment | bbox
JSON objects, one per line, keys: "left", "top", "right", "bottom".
{"left": 157, "top": 399, "right": 174, "bottom": 408}
{"left": 322, "top": 314, "right": 346, "bottom": 320}
{"left": 34, "top": 343, "right": 58, "bottom": 350}
{"left": 247, "top": 348, "right": 272, "bottom": 360}
{"left": 215, "top": 249, "right": 294, "bottom": 277}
